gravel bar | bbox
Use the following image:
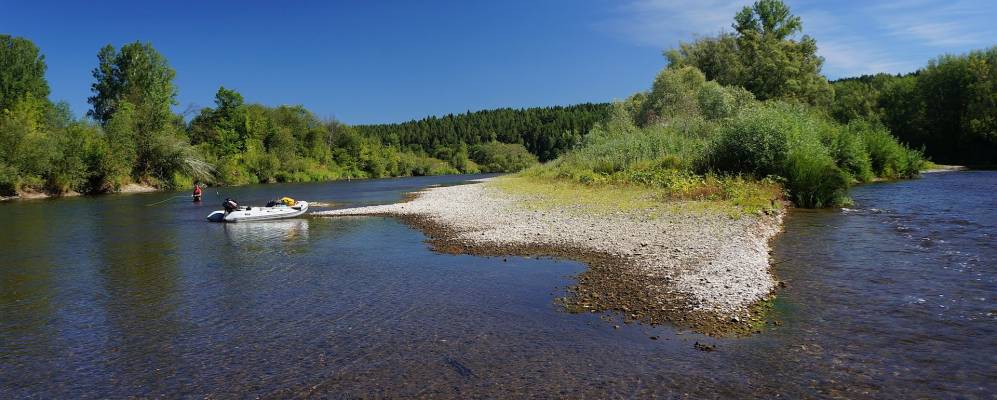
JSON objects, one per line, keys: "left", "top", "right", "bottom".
{"left": 313, "top": 179, "right": 784, "bottom": 335}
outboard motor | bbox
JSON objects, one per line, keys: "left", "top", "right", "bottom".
{"left": 223, "top": 198, "right": 238, "bottom": 213}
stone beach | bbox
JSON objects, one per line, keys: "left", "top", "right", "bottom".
{"left": 315, "top": 179, "right": 784, "bottom": 335}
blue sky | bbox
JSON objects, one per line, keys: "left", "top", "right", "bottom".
{"left": 2, "top": 0, "right": 995, "bottom": 124}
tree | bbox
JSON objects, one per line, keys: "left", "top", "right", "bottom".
{"left": 87, "top": 42, "right": 192, "bottom": 180}
{"left": 666, "top": 0, "right": 832, "bottom": 107}
{"left": 214, "top": 86, "right": 244, "bottom": 112}
{"left": 87, "top": 42, "right": 177, "bottom": 126}
{"left": 829, "top": 79, "right": 881, "bottom": 123}
{"left": 665, "top": 34, "right": 742, "bottom": 87}
{"left": 733, "top": 0, "right": 800, "bottom": 40}
{"left": 912, "top": 48, "right": 997, "bottom": 164}
{"left": 0, "top": 35, "right": 50, "bottom": 110}
{"left": 189, "top": 86, "right": 246, "bottom": 156}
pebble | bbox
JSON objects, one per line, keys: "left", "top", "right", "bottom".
{"left": 314, "top": 178, "right": 784, "bottom": 323}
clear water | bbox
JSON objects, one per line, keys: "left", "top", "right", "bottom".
{"left": 1, "top": 172, "right": 994, "bottom": 398}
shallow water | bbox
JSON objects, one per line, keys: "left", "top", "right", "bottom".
{"left": 1, "top": 172, "right": 994, "bottom": 398}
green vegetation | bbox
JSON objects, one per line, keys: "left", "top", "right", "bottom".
{"left": 0, "top": 1, "right": 990, "bottom": 204}
{"left": 666, "top": 0, "right": 833, "bottom": 108}
{"left": 188, "top": 87, "right": 460, "bottom": 185}
{"left": 355, "top": 103, "right": 610, "bottom": 162}
{"left": 469, "top": 142, "right": 538, "bottom": 173}
{"left": 518, "top": 0, "right": 926, "bottom": 209}
{"left": 829, "top": 47, "right": 997, "bottom": 166}
{"left": 1, "top": 37, "right": 591, "bottom": 198}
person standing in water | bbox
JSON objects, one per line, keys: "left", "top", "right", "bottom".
{"left": 192, "top": 183, "right": 203, "bottom": 202}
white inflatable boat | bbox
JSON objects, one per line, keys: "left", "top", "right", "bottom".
{"left": 207, "top": 201, "right": 309, "bottom": 222}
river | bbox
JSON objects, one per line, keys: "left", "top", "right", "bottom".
{"left": 1, "top": 172, "right": 994, "bottom": 398}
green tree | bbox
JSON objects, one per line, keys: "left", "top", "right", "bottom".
{"left": 912, "top": 48, "right": 997, "bottom": 164}
{"left": 666, "top": 0, "right": 832, "bottom": 107}
{"left": 87, "top": 42, "right": 178, "bottom": 126}
{"left": 189, "top": 86, "right": 246, "bottom": 156}
{"left": 829, "top": 79, "right": 881, "bottom": 123}
{"left": 0, "top": 35, "right": 50, "bottom": 110}
{"left": 87, "top": 42, "right": 196, "bottom": 181}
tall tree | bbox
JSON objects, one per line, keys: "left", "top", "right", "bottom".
{"left": 666, "top": 0, "right": 832, "bottom": 107}
{"left": 87, "top": 42, "right": 204, "bottom": 182}
{"left": 87, "top": 41, "right": 177, "bottom": 126}
{"left": 0, "top": 35, "right": 50, "bottom": 110}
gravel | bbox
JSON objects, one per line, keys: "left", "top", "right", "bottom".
{"left": 314, "top": 179, "right": 784, "bottom": 332}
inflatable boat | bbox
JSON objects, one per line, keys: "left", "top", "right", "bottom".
{"left": 207, "top": 201, "right": 309, "bottom": 222}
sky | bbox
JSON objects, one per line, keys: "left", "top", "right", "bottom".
{"left": 2, "top": 0, "right": 995, "bottom": 124}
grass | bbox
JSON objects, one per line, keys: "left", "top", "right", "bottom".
{"left": 491, "top": 174, "right": 783, "bottom": 218}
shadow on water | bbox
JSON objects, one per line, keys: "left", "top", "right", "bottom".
{"left": 1, "top": 172, "right": 995, "bottom": 398}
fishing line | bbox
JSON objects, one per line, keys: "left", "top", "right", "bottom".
{"left": 145, "top": 195, "right": 190, "bottom": 206}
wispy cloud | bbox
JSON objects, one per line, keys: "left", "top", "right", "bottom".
{"left": 594, "top": 0, "right": 751, "bottom": 47}
{"left": 596, "top": 0, "right": 997, "bottom": 78}
{"left": 873, "top": 0, "right": 996, "bottom": 48}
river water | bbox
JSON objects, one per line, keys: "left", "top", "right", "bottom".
{"left": 1, "top": 172, "right": 994, "bottom": 398}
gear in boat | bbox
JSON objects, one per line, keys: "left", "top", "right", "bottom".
{"left": 206, "top": 196, "right": 308, "bottom": 222}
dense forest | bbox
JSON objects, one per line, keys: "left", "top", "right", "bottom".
{"left": 0, "top": 1, "right": 994, "bottom": 201}
{"left": 355, "top": 104, "right": 610, "bottom": 162}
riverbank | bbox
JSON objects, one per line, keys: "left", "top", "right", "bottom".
{"left": 0, "top": 183, "right": 157, "bottom": 202}
{"left": 922, "top": 164, "right": 968, "bottom": 173}
{"left": 315, "top": 177, "right": 784, "bottom": 336}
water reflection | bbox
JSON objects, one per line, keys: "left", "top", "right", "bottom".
{"left": 1, "top": 173, "right": 993, "bottom": 398}
{"left": 223, "top": 219, "right": 310, "bottom": 248}
{"left": 94, "top": 197, "right": 184, "bottom": 394}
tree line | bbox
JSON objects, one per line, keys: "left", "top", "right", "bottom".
{"left": 665, "top": 2, "right": 996, "bottom": 167}
{"left": 0, "top": 36, "right": 603, "bottom": 197}
{"left": 828, "top": 48, "right": 997, "bottom": 166}
{"left": 355, "top": 103, "right": 610, "bottom": 162}
{"left": 1, "top": 7, "right": 993, "bottom": 199}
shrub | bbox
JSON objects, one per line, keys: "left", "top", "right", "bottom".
{"left": 708, "top": 103, "right": 851, "bottom": 207}
{"left": 469, "top": 142, "right": 538, "bottom": 173}
{"left": 697, "top": 81, "right": 755, "bottom": 120}
{"left": 782, "top": 136, "right": 850, "bottom": 207}
{"left": 849, "top": 119, "right": 924, "bottom": 178}
{"left": 709, "top": 104, "right": 794, "bottom": 175}
{"left": 0, "top": 162, "right": 17, "bottom": 196}
{"left": 829, "top": 129, "right": 874, "bottom": 182}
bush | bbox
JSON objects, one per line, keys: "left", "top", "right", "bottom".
{"left": 782, "top": 136, "right": 850, "bottom": 207}
{"left": 829, "top": 129, "right": 873, "bottom": 182}
{"left": 708, "top": 103, "right": 852, "bottom": 207}
{"left": 0, "top": 162, "right": 17, "bottom": 196}
{"left": 469, "top": 142, "right": 538, "bottom": 173}
{"left": 849, "top": 119, "right": 925, "bottom": 178}
{"left": 709, "top": 104, "right": 794, "bottom": 175}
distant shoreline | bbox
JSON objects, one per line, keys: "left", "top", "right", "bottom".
{"left": 922, "top": 165, "right": 968, "bottom": 173}
{"left": 0, "top": 182, "right": 157, "bottom": 202}
{"left": 315, "top": 178, "right": 784, "bottom": 336}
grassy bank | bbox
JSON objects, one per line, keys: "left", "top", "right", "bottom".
{"left": 510, "top": 67, "right": 926, "bottom": 210}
